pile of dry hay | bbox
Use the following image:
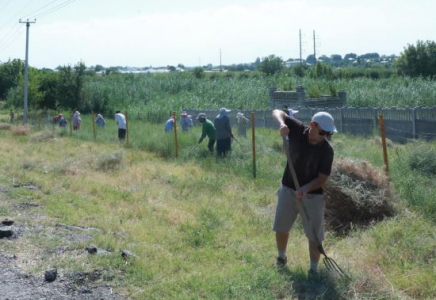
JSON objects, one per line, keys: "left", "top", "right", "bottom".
{"left": 324, "top": 158, "right": 397, "bottom": 235}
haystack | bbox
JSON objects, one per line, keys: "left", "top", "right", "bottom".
{"left": 324, "top": 158, "right": 397, "bottom": 234}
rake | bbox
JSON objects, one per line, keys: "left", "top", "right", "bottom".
{"left": 282, "top": 137, "right": 349, "bottom": 278}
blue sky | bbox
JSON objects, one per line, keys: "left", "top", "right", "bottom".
{"left": 0, "top": 0, "right": 435, "bottom": 68}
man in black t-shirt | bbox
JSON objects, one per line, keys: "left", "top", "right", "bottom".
{"left": 272, "top": 109, "right": 337, "bottom": 277}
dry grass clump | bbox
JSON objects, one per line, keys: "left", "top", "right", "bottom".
{"left": 95, "top": 151, "right": 124, "bottom": 171}
{"left": 0, "top": 123, "right": 12, "bottom": 130}
{"left": 30, "top": 130, "right": 56, "bottom": 142}
{"left": 11, "top": 126, "right": 30, "bottom": 136}
{"left": 324, "top": 158, "right": 397, "bottom": 234}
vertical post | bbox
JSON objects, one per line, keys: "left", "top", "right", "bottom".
{"left": 340, "top": 107, "right": 344, "bottom": 133}
{"left": 92, "top": 111, "right": 96, "bottom": 141}
{"left": 379, "top": 114, "right": 389, "bottom": 176}
{"left": 69, "top": 112, "right": 72, "bottom": 136}
{"left": 125, "top": 111, "right": 129, "bottom": 146}
{"left": 19, "top": 19, "right": 36, "bottom": 124}
{"left": 173, "top": 111, "right": 178, "bottom": 158}
{"left": 251, "top": 112, "right": 256, "bottom": 178}
{"left": 412, "top": 107, "right": 417, "bottom": 139}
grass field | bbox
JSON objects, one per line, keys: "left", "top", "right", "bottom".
{"left": 0, "top": 115, "right": 435, "bottom": 299}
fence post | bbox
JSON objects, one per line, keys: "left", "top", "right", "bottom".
{"left": 172, "top": 111, "right": 178, "bottom": 158}
{"left": 69, "top": 112, "right": 73, "bottom": 136}
{"left": 124, "top": 111, "right": 129, "bottom": 146}
{"left": 373, "top": 108, "right": 378, "bottom": 131}
{"left": 251, "top": 112, "right": 256, "bottom": 178}
{"left": 379, "top": 114, "right": 389, "bottom": 176}
{"left": 92, "top": 111, "right": 96, "bottom": 141}
{"left": 339, "top": 107, "right": 344, "bottom": 133}
{"left": 412, "top": 107, "right": 417, "bottom": 139}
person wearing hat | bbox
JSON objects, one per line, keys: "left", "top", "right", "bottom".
{"left": 95, "top": 113, "right": 106, "bottom": 127}
{"left": 197, "top": 113, "right": 216, "bottom": 153}
{"left": 236, "top": 112, "right": 249, "bottom": 137}
{"left": 214, "top": 107, "right": 233, "bottom": 157}
{"left": 180, "top": 111, "right": 191, "bottom": 131}
{"left": 73, "top": 111, "right": 81, "bottom": 130}
{"left": 272, "top": 109, "right": 337, "bottom": 277}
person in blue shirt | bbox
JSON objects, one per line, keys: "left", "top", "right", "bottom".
{"left": 180, "top": 111, "right": 192, "bottom": 131}
{"left": 165, "top": 116, "right": 175, "bottom": 132}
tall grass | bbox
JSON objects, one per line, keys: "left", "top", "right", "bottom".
{"left": 81, "top": 73, "right": 436, "bottom": 117}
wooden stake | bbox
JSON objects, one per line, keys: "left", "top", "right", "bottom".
{"left": 379, "top": 114, "right": 389, "bottom": 176}
{"left": 251, "top": 111, "right": 256, "bottom": 178}
{"left": 92, "top": 111, "right": 96, "bottom": 141}
{"left": 125, "top": 111, "right": 129, "bottom": 146}
{"left": 173, "top": 111, "right": 178, "bottom": 158}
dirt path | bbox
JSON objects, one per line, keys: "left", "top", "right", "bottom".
{"left": 0, "top": 184, "right": 125, "bottom": 300}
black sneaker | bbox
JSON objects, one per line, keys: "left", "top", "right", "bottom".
{"left": 276, "top": 256, "right": 287, "bottom": 267}
{"left": 307, "top": 269, "right": 318, "bottom": 280}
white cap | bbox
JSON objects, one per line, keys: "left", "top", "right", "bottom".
{"left": 288, "top": 108, "right": 299, "bottom": 115}
{"left": 312, "top": 112, "right": 337, "bottom": 133}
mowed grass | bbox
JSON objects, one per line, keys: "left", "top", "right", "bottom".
{"left": 0, "top": 118, "right": 435, "bottom": 299}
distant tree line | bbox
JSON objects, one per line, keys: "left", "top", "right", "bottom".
{"left": 0, "top": 40, "right": 434, "bottom": 113}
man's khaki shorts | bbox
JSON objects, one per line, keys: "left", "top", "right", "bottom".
{"left": 273, "top": 185, "right": 325, "bottom": 242}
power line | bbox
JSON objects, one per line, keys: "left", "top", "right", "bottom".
{"left": 0, "top": 25, "right": 24, "bottom": 53}
{"left": 0, "top": 0, "right": 13, "bottom": 13}
{"left": 0, "top": 0, "right": 35, "bottom": 30}
{"left": 34, "top": 0, "right": 80, "bottom": 19}
{"left": 20, "top": 0, "right": 62, "bottom": 20}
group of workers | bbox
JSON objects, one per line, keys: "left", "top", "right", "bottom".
{"left": 165, "top": 108, "right": 252, "bottom": 157}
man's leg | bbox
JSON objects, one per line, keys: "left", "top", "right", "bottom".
{"left": 308, "top": 240, "right": 321, "bottom": 272}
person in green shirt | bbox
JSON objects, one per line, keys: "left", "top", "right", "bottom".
{"left": 197, "top": 113, "right": 216, "bottom": 153}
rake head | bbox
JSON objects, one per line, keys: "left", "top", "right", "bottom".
{"left": 323, "top": 256, "right": 350, "bottom": 279}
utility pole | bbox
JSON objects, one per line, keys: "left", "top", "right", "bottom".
{"left": 19, "top": 19, "right": 36, "bottom": 124}
{"left": 299, "top": 29, "right": 302, "bottom": 66}
{"left": 313, "top": 30, "right": 317, "bottom": 63}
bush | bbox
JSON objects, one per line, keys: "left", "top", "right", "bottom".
{"left": 96, "top": 151, "right": 124, "bottom": 171}
{"left": 409, "top": 145, "right": 436, "bottom": 175}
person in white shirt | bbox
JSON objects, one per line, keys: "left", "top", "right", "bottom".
{"left": 115, "top": 111, "right": 127, "bottom": 141}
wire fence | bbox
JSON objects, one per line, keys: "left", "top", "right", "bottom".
{"left": 7, "top": 106, "right": 436, "bottom": 143}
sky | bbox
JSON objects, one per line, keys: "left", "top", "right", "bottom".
{"left": 0, "top": 0, "right": 435, "bottom": 69}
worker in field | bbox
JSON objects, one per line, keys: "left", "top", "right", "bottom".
{"left": 95, "top": 114, "right": 106, "bottom": 127}
{"left": 72, "top": 111, "right": 81, "bottom": 130}
{"left": 164, "top": 115, "right": 175, "bottom": 132}
{"left": 197, "top": 113, "right": 216, "bottom": 153}
{"left": 9, "top": 109, "right": 14, "bottom": 123}
{"left": 214, "top": 107, "right": 233, "bottom": 157}
{"left": 272, "top": 109, "right": 336, "bottom": 278}
{"left": 180, "top": 111, "right": 192, "bottom": 131}
{"left": 236, "top": 112, "right": 249, "bottom": 137}
{"left": 115, "top": 110, "right": 127, "bottom": 141}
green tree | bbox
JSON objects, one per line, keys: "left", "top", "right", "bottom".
{"left": 258, "top": 55, "right": 284, "bottom": 75}
{"left": 306, "top": 54, "right": 317, "bottom": 65}
{"left": 0, "top": 59, "right": 24, "bottom": 99}
{"left": 193, "top": 67, "right": 204, "bottom": 79}
{"left": 57, "top": 61, "right": 86, "bottom": 110}
{"left": 37, "top": 71, "right": 59, "bottom": 109}
{"left": 395, "top": 40, "right": 436, "bottom": 78}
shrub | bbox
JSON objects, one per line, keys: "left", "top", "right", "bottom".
{"left": 409, "top": 145, "right": 436, "bottom": 175}
{"left": 96, "top": 151, "right": 124, "bottom": 171}
{"left": 11, "top": 126, "right": 30, "bottom": 136}
{"left": 0, "top": 123, "right": 11, "bottom": 130}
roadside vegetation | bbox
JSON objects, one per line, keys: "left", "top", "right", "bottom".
{"left": 0, "top": 114, "right": 435, "bottom": 299}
